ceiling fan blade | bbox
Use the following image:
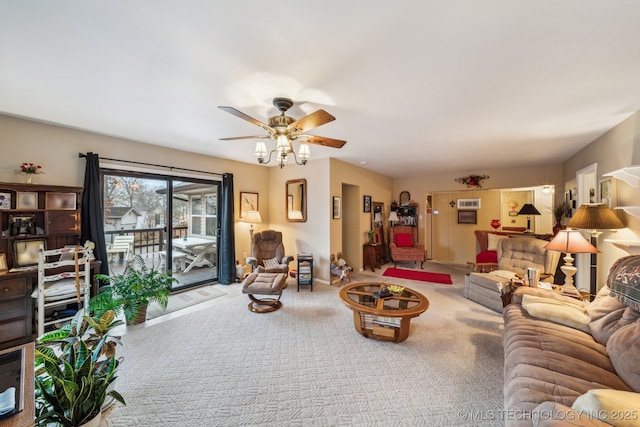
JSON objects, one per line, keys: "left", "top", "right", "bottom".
{"left": 288, "top": 110, "right": 335, "bottom": 133}
{"left": 219, "top": 135, "right": 271, "bottom": 141}
{"left": 302, "top": 135, "right": 347, "bottom": 149}
{"left": 218, "top": 106, "right": 273, "bottom": 132}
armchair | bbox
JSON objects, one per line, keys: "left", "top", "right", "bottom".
{"left": 464, "top": 237, "right": 561, "bottom": 312}
{"left": 389, "top": 225, "right": 425, "bottom": 269}
{"left": 246, "top": 230, "right": 294, "bottom": 274}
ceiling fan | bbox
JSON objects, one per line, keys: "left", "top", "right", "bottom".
{"left": 218, "top": 97, "right": 346, "bottom": 167}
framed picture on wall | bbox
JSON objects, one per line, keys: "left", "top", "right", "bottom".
{"left": 457, "top": 210, "right": 477, "bottom": 224}
{"left": 239, "top": 192, "right": 258, "bottom": 219}
{"left": 363, "top": 195, "right": 371, "bottom": 213}
{"left": 599, "top": 178, "right": 615, "bottom": 208}
{"left": 333, "top": 196, "right": 341, "bottom": 219}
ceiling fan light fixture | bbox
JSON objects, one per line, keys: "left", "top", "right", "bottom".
{"left": 219, "top": 97, "right": 346, "bottom": 169}
{"left": 276, "top": 134, "right": 290, "bottom": 153}
{"left": 298, "top": 143, "right": 310, "bottom": 159}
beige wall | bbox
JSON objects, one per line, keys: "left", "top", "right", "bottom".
{"left": 5, "top": 109, "right": 639, "bottom": 288}
{"left": 0, "top": 114, "right": 269, "bottom": 264}
{"left": 563, "top": 111, "right": 640, "bottom": 290}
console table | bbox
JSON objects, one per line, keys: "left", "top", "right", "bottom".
{"left": 362, "top": 243, "right": 384, "bottom": 272}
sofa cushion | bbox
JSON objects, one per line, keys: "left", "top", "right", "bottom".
{"left": 521, "top": 294, "right": 590, "bottom": 333}
{"left": 487, "top": 232, "right": 509, "bottom": 251}
{"left": 588, "top": 295, "right": 639, "bottom": 346}
{"left": 607, "top": 321, "right": 640, "bottom": 392}
{"left": 572, "top": 389, "right": 640, "bottom": 427}
{"left": 395, "top": 233, "right": 412, "bottom": 247}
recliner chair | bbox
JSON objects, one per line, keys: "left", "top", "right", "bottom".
{"left": 464, "top": 237, "right": 560, "bottom": 313}
{"left": 246, "top": 230, "right": 294, "bottom": 274}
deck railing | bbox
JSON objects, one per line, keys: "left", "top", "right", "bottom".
{"left": 105, "top": 226, "right": 188, "bottom": 256}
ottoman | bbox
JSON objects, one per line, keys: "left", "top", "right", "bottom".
{"left": 242, "top": 272, "right": 287, "bottom": 313}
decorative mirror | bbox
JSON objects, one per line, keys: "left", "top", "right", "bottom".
{"left": 286, "top": 179, "right": 307, "bottom": 222}
{"left": 371, "top": 202, "right": 386, "bottom": 248}
{"left": 399, "top": 191, "right": 410, "bottom": 206}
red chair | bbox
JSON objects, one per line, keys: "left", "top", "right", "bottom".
{"left": 389, "top": 226, "right": 425, "bottom": 269}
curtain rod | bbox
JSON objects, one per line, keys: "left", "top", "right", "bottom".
{"left": 78, "top": 152, "right": 224, "bottom": 177}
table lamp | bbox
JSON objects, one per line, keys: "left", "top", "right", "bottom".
{"left": 566, "top": 203, "right": 624, "bottom": 295}
{"left": 243, "top": 210, "right": 262, "bottom": 240}
{"left": 544, "top": 229, "right": 598, "bottom": 290}
{"left": 517, "top": 203, "right": 541, "bottom": 233}
{"left": 388, "top": 211, "right": 399, "bottom": 227}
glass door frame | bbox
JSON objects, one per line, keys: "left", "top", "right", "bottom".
{"left": 100, "top": 168, "right": 221, "bottom": 292}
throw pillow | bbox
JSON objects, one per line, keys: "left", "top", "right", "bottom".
{"left": 395, "top": 233, "right": 413, "bottom": 247}
{"left": 607, "top": 321, "right": 640, "bottom": 392}
{"left": 587, "top": 296, "right": 637, "bottom": 345}
{"left": 487, "top": 233, "right": 509, "bottom": 251}
{"left": 572, "top": 389, "right": 640, "bottom": 427}
{"left": 263, "top": 257, "right": 280, "bottom": 269}
{"left": 521, "top": 294, "right": 591, "bottom": 333}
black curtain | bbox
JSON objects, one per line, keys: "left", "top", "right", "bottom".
{"left": 80, "top": 153, "right": 109, "bottom": 276}
{"left": 218, "top": 173, "right": 236, "bottom": 284}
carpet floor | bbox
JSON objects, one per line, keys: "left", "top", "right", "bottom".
{"left": 101, "top": 261, "right": 505, "bottom": 427}
{"left": 147, "top": 284, "right": 227, "bottom": 320}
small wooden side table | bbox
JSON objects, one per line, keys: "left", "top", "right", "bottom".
{"left": 363, "top": 243, "right": 384, "bottom": 272}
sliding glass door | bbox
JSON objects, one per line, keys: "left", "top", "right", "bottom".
{"left": 102, "top": 170, "right": 220, "bottom": 291}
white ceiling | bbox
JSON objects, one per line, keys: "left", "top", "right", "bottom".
{"left": 2, "top": 1, "right": 640, "bottom": 178}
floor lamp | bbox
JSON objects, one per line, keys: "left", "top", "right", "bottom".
{"left": 566, "top": 203, "right": 624, "bottom": 297}
{"left": 517, "top": 203, "right": 541, "bottom": 233}
{"left": 243, "top": 210, "right": 262, "bottom": 241}
{"left": 544, "top": 229, "right": 598, "bottom": 291}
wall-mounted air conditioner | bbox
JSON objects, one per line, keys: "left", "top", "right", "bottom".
{"left": 457, "top": 198, "right": 481, "bottom": 210}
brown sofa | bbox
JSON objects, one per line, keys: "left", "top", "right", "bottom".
{"left": 502, "top": 255, "right": 640, "bottom": 426}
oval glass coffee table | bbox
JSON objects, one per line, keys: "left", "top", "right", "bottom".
{"left": 339, "top": 282, "right": 429, "bottom": 342}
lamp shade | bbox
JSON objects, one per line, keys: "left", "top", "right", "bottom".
{"left": 288, "top": 210, "right": 303, "bottom": 220}
{"left": 544, "top": 230, "right": 599, "bottom": 254}
{"left": 388, "top": 211, "right": 399, "bottom": 222}
{"left": 566, "top": 204, "right": 624, "bottom": 230}
{"left": 243, "top": 210, "right": 262, "bottom": 224}
{"left": 517, "top": 203, "right": 541, "bottom": 216}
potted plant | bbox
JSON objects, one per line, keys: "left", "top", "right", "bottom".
{"left": 34, "top": 310, "right": 125, "bottom": 427}
{"left": 551, "top": 201, "right": 568, "bottom": 235}
{"left": 91, "top": 255, "right": 177, "bottom": 325}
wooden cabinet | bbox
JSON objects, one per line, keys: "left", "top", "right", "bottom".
{"left": 0, "top": 277, "right": 31, "bottom": 349}
{"left": 0, "top": 342, "right": 35, "bottom": 427}
{"left": 0, "top": 182, "right": 82, "bottom": 269}
{"left": 363, "top": 243, "right": 384, "bottom": 272}
{"left": 391, "top": 204, "right": 418, "bottom": 227}
{"left": 0, "top": 182, "right": 84, "bottom": 346}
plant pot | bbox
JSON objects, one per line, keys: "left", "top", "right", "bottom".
{"left": 80, "top": 410, "right": 101, "bottom": 427}
{"left": 552, "top": 218, "right": 565, "bottom": 236}
{"left": 126, "top": 304, "right": 148, "bottom": 325}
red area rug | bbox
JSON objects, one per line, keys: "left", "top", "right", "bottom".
{"left": 382, "top": 267, "right": 452, "bottom": 284}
